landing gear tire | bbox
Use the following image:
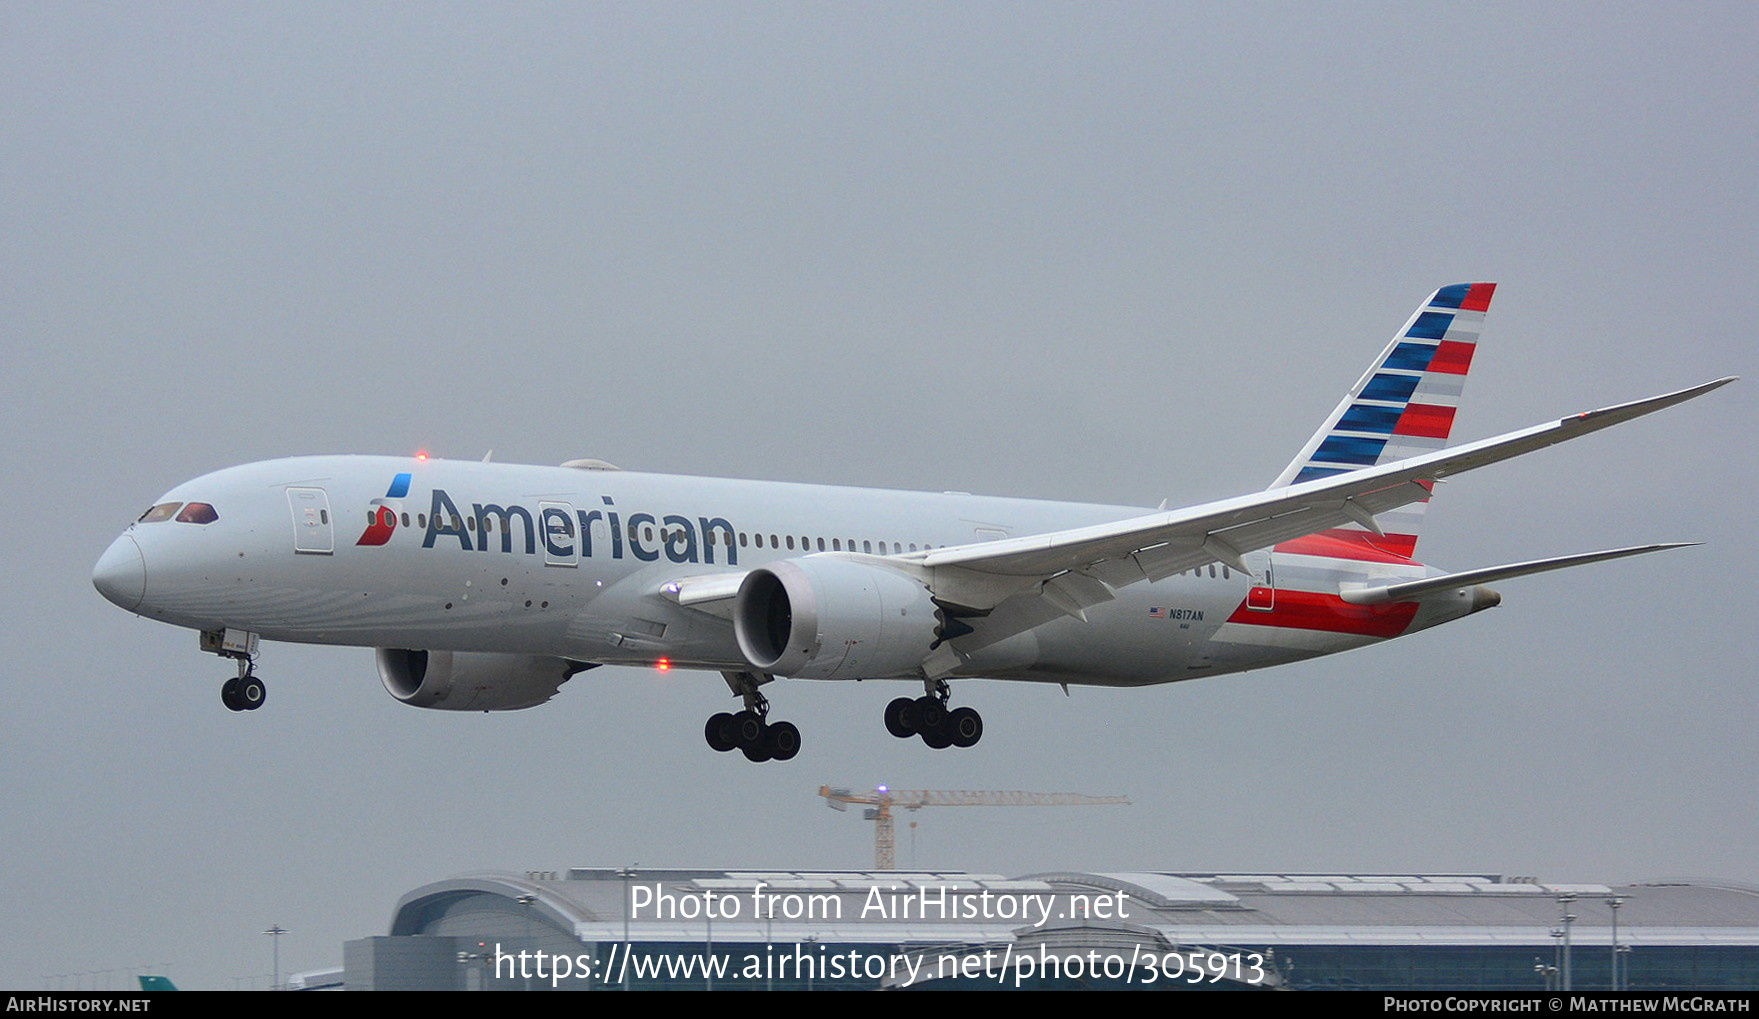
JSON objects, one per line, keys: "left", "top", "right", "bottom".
{"left": 732, "top": 710, "right": 766, "bottom": 748}
{"left": 914, "top": 695, "right": 946, "bottom": 733}
{"left": 766, "top": 721, "right": 802, "bottom": 761}
{"left": 221, "top": 677, "right": 243, "bottom": 712}
{"left": 948, "top": 706, "right": 983, "bottom": 748}
{"left": 741, "top": 737, "right": 775, "bottom": 762}
{"left": 884, "top": 697, "right": 918, "bottom": 738}
{"left": 921, "top": 724, "right": 954, "bottom": 750}
{"left": 705, "top": 712, "right": 739, "bottom": 752}
{"left": 236, "top": 674, "right": 266, "bottom": 711}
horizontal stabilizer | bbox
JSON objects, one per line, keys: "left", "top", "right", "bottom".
{"left": 1337, "top": 543, "right": 1698, "bottom": 605}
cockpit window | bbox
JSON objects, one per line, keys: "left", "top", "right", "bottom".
{"left": 175, "top": 502, "right": 220, "bottom": 524}
{"left": 138, "top": 502, "right": 182, "bottom": 523}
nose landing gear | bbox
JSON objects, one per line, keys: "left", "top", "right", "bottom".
{"left": 203, "top": 628, "right": 266, "bottom": 712}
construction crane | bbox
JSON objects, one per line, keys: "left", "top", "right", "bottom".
{"left": 818, "top": 785, "right": 1130, "bottom": 870}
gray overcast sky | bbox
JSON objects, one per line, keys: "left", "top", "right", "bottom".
{"left": 3, "top": 1, "right": 1754, "bottom": 990}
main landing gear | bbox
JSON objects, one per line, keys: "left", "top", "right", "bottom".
{"left": 885, "top": 679, "right": 982, "bottom": 749}
{"left": 202, "top": 628, "right": 266, "bottom": 712}
{"left": 705, "top": 671, "right": 800, "bottom": 763}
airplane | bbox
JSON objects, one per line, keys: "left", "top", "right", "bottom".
{"left": 92, "top": 283, "right": 1733, "bottom": 763}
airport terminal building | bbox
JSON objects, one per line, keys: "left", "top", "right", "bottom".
{"left": 342, "top": 868, "right": 1759, "bottom": 990}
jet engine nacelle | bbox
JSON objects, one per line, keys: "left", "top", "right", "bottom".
{"left": 376, "top": 648, "right": 578, "bottom": 711}
{"left": 733, "top": 557, "right": 942, "bottom": 680}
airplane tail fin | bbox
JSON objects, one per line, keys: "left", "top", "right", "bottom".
{"left": 1269, "top": 282, "right": 1496, "bottom": 558}
{"left": 137, "top": 975, "right": 178, "bottom": 992}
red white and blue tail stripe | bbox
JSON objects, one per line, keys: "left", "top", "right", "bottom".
{"left": 1269, "top": 282, "right": 1495, "bottom": 560}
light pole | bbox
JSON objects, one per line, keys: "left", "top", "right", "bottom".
{"left": 1556, "top": 894, "right": 1578, "bottom": 991}
{"left": 262, "top": 925, "right": 286, "bottom": 991}
{"left": 617, "top": 864, "right": 638, "bottom": 991}
{"left": 764, "top": 894, "right": 774, "bottom": 992}
{"left": 457, "top": 947, "right": 490, "bottom": 991}
{"left": 1606, "top": 896, "right": 1626, "bottom": 991}
{"left": 515, "top": 894, "right": 537, "bottom": 992}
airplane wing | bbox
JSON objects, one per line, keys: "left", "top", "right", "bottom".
{"left": 909, "top": 377, "right": 1733, "bottom": 611}
{"left": 663, "top": 377, "right": 1731, "bottom": 623}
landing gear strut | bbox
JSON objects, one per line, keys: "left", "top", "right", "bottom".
{"left": 203, "top": 628, "right": 266, "bottom": 712}
{"left": 885, "top": 679, "right": 982, "bottom": 749}
{"left": 705, "top": 671, "right": 800, "bottom": 762}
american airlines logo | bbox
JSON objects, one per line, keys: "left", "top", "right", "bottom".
{"left": 358, "top": 475, "right": 740, "bottom": 566}
{"left": 355, "top": 473, "right": 411, "bottom": 547}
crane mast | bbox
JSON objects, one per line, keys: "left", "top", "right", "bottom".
{"left": 818, "top": 785, "right": 1130, "bottom": 870}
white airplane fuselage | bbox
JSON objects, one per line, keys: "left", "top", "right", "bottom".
{"left": 94, "top": 454, "right": 1478, "bottom": 689}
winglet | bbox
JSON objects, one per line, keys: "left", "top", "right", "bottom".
{"left": 1568, "top": 376, "right": 1737, "bottom": 426}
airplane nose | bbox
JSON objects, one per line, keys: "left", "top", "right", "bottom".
{"left": 93, "top": 534, "right": 146, "bottom": 612}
